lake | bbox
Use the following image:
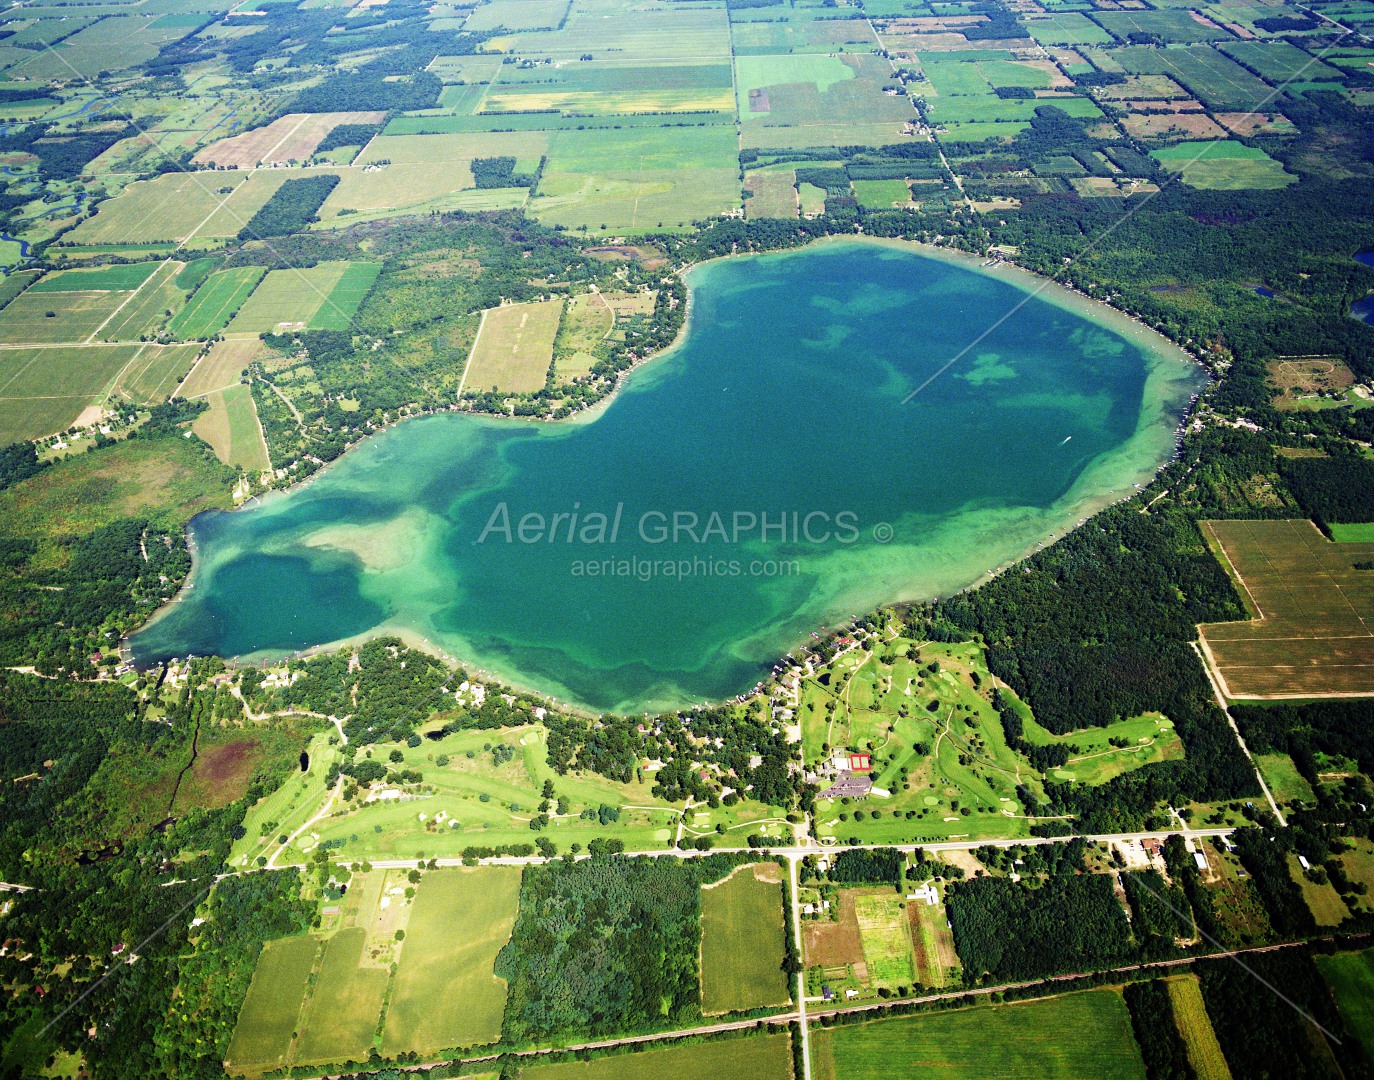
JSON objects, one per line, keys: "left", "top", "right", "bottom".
{"left": 130, "top": 239, "right": 1204, "bottom": 713}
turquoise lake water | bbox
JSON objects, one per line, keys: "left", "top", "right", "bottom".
{"left": 130, "top": 240, "right": 1203, "bottom": 712}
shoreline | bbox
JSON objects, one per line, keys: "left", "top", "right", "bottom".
{"left": 126, "top": 237, "right": 1206, "bottom": 712}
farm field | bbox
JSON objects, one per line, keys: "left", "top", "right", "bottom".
{"left": 169, "top": 267, "right": 268, "bottom": 341}
{"left": 1253, "top": 751, "right": 1316, "bottom": 807}
{"left": 293, "top": 928, "right": 388, "bottom": 1064}
{"left": 746, "top": 169, "right": 799, "bottom": 218}
{"left": 65, "top": 171, "right": 295, "bottom": 246}
{"left": 110, "top": 342, "right": 200, "bottom": 406}
{"left": 1331, "top": 523, "right": 1374, "bottom": 541}
{"left": 854, "top": 891, "right": 916, "bottom": 988}
{"left": 192, "top": 383, "right": 270, "bottom": 472}
{"left": 521, "top": 1034, "right": 795, "bottom": 1080}
{"left": 852, "top": 179, "right": 911, "bottom": 208}
{"left": 194, "top": 111, "right": 386, "bottom": 168}
{"left": 0, "top": 280, "right": 143, "bottom": 345}
{"left": 465, "top": 0, "right": 571, "bottom": 32}
{"left": 465, "top": 298, "right": 564, "bottom": 393}
{"left": 550, "top": 291, "right": 612, "bottom": 382}
{"left": 0, "top": 343, "right": 149, "bottom": 443}
{"left": 381, "top": 867, "right": 522, "bottom": 1054}
{"left": 699, "top": 863, "right": 790, "bottom": 1015}
{"left": 1114, "top": 46, "right": 1276, "bottom": 112}
{"left": 225, "top": 263, "right": 352, "bottom": 335}
{"left": 1163, "top": 975, "right": 1231, "bottom": 1080}
{"left": 309, "top": 262, "right": 381, "bottom": 330}
{"left": 1198, "top": 519, "right": 1374, "bottom": 697}
{"left": 1317, "top": 948, "right": 1374, "bottom": 1057}
{"left": 811, "top": 989, "right": 1147, "bottom": 1079}
{"left": 177, "top": 337, "right": 268, "bottom": 399}
{"left": 318, "top": 167, "right": 529, "bottom": 224}
{"left": 224, "top": 934, "right": 319, "bottom": 1069}
{"left": 1151, "top": 140, "right": 1294, "bottom": 190}
{"left": 1020, "top": 12, "right": 1113, "bottom": 44}
{"left": 1092, "top": 10, "right": 1232, "bottom": 42}
{"left": 908, "top": 891, "right": 960, "bottom": 988}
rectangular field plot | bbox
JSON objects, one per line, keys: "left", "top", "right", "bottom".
{"left": 28, "top": 263, "right": 160, "bottom": 292}
{"left": 193, "top": 110, "right": 386, "bottom": 168}
{"left": 0, "top": 286, "right": 134, "bottom": 344}
{"left": 0, "top": 344, "right": 145, "bottom": 442}
{"left": 177, "top": 336, "right": 268, "bottom": 398}
{"left": 746, "top": 168, "right": 800, "bottom": 218}
{"left": 3, "top": 15, "right": 202, "bottom": 79}
{"left": 318, "top": 164, "right": 527, "bottom": 224}
{"left": 1219, "top": 40, "right": 1342, "bottom": 83}
{"left": 700, "top": 863, "right": 790, "bottom": 1015}
{"left": 309, "top": 262, "right": 380, "bottom": 330}
{"left": 1115, "top": 45, "right": 1277, "bottom": 111}
{"left": 225, "top": 262, "right": 352, "bottom": 335}
{"left": 530, "top": 125, "right": 739, "bottom": 231}
{"left": 1092, "top": 10, "right": 1233, "bottom": 42}
{"left": 464, "top": 0, "right": 571, "bottom": 31}
{"left": 111, "top": 341, "right": 200, "bottom": 405}
{"left": 192, "top": 383, "right": 270, "bottom": 472}
{"left": 1151, "top": 139, "right": 1293, "bottom": 189}
{"left": 909, "top": 891, "right": 960, "bottom": 988}
{"left": 1164, "top": 975, "right": 1231, "bottom": 1080}
{"left": 169, "top": 267, "right": 268, "bottom": 340}
{"left": 499, "top": 0, "right": 731, "bottom": 60}
{"left": 66, "top": 171, "right": 292, "bottom": 245}
{"left": 522, "top": 1034, "right": 795, "bottom": 1080}
{"left": 293, "top": 927, "right": 389, "bottom": 1063}
{"left": 551, "top": 291, "right": 613, "bottom": 381}
{"left": 380, "top": 867, "right": 522, "bottom": 1055}
{"left": 1198, "top": 519, "right": 1374, "bottom": 697}
{"left": 737, "top": 53, "right": 914, "bottom": 141}
{"left": 482, "top": 60, "right": 735, "bottom": 115}
{"left": 225, "top": 934, "right": 318, "bottom": 1069}
{"left": 854, "top": 892, "right": 916, "bottom": 988}
{"left": 810, "top": 989, "right": 1147, "bottom": 1080}
{"left": 465, "top": 298, "right": 564, "bottom": 393}
{"left": 1020, "top": 12, "right": 1113, "bottom": 44}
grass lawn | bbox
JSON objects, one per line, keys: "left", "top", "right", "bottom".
{"left": 465, "top": 298, "right": 564, "bottom": 394}
{"left": 225, "top": 934, "right": 319, "bottom": 1068}
{"left": 521, "top": 1034, "right": 795, "bottom": 1080}
{"left": 1254, "top": 752, "right": 1315, "bottom": 807}
{"left": 381, "top": 867, "right": 523, "bottom": 1054}
{"left": 1317, "top": 949, "right": 1374, "bottom": 1057}
{"left": 1163, "top": 975, "right": 1231, "bottom": 1080}
{"left": 700, "top": 864, "right": 790, "bottom": 1014}
{"left": 1288, "top": 854, "right": 1349, "bottom": 926}
{"left": 811, "top": 989, "right": 1147, "bottom": 1079}
{"left": 852, "top": 179, "right": 910, "bottom": 208}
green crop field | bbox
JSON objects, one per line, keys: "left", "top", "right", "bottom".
{"left": 66, "top": 171, "right": 293, "bottom": 246}
{"left": 1330, "top": 522, "right": 1374, "bottom": 541}
{"left": 96, "top": 261, "right": 188, "bottom": 343}
{"left": 27, "top": 263, "right": 160, "bottom": 292}
{"left": 1317, "top": 949, "right": 1374, "bottom": 1057}
{"left": 1116, "top": 46, "right": 1276, "bottom": 111}
{"left": 381, "top": 867, "right": 522, "bottom": 1054}
{"left": 226, "top": 263, "right": 352, "bottom": 335}
{"left": 192, "top": 383, "right": 270, "bottom": 472}
{"left": 169, "top": 267, "right": 268, "bottom": 340}
{"left": 1092, "top": 10, "right": 1232, "bottom": 42}
{"left": 113, "top": 342, "right": 199, "bottom": 405}
{"left": 0, "top": 344, "right": 150, "bottom": 442}
{"left": 1164, "top": 976, "right": 1231, "bottom": 1080}
{"left": 854, "top": 892, "right": 915, "bottom": 988}
{"left": 293, "top": 928, "right": 389, "bottom": 1063}
{"left": 1151, "top": 140, "right": 1294, "bottom": 189}
{"left": 1200, "top": 518, "right": 1374, "bottom": 696}
{"left": 811, "top": 989, "right": 1147, "bottom": 1079}
{"left": 746, "top": 169, "right": 800, "bottom": 218}
{"left": 308, "top": 262, "right": 381, "bottom": 330}
{"left": 464, "top": 297, "right": 564, "bottom": 394}
{"left": 522, "top": 1033, "right": 795, "bottom": 1080}
{"left": 0, "top": 285, "right": 137, "bottom": 345}
{"left": 1020, "top": 12, "right": 1112, "bottom": 44}
{"left": 464, "top": 0, "right": 571, "bottom": 31}
{"left": 700, "top": 864, "right": 790, "bottom": 1014}
{"left": 852, "top": 179, "right": 912, "bottom": 208}
{"left": 225, "top": 934, "right": 319, "bottom": 1068}
{"left": 499, "top": 2, "right": 731, "bottom": 60}
{"left": 1219, "top": 40, "right": 1342, "bottom": 83}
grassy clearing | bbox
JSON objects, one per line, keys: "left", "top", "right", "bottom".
{"left": 745, "top": 169, "right": 799, "bottom": 219}
{"left": 381, "top": 867, "right": 522, "bottom": 1054}
{"left": 810, "top": 989, "right": 1147, "bottom": 1080}
{"left": 1317, "top": 949, "right": 1374, "bottom": 1057}
{"left": 1021, "top": 711, "right": 1184, "bottom": 786}
{"left": 1254, "top": 752, "right": 1315, "bottom": 806}
{"left": 169, "top": 267, "right": 268, "bottom": 340}
{"left": 465, "top": 298, "right": 564, "bottom": 394}
{"left": 1199, "top": 519, "right": 1374, "bottom": 697}
{"left": 225, "top": 934, "right": 318, "bottom": 1068}
{"left": 1288, "top": 854, "right": 1349, "bottom": 926}
{"left": 521, "top": 1034, "right": 795, "bottom": 1080}
{"left": 551, "top": 291, "right": 612, "bottom": 382}
{"left": 1331, "top": 522, "right": 1374, "bottom": 541}
{"left": 909, "top": 894, "right": 960, "bottom": 989}
{"left": 700, "top": 864, "right": 790, "bottom": 1014}
{"left": 1164, "top": 975, "right": 1231, "bottom": 1080}
{"left": 852, "top": 179, "right": 910, "bottom": 208}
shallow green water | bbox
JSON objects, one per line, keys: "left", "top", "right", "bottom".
{"left": 131, "top": 241, "right": 1202, "bottom": 712}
